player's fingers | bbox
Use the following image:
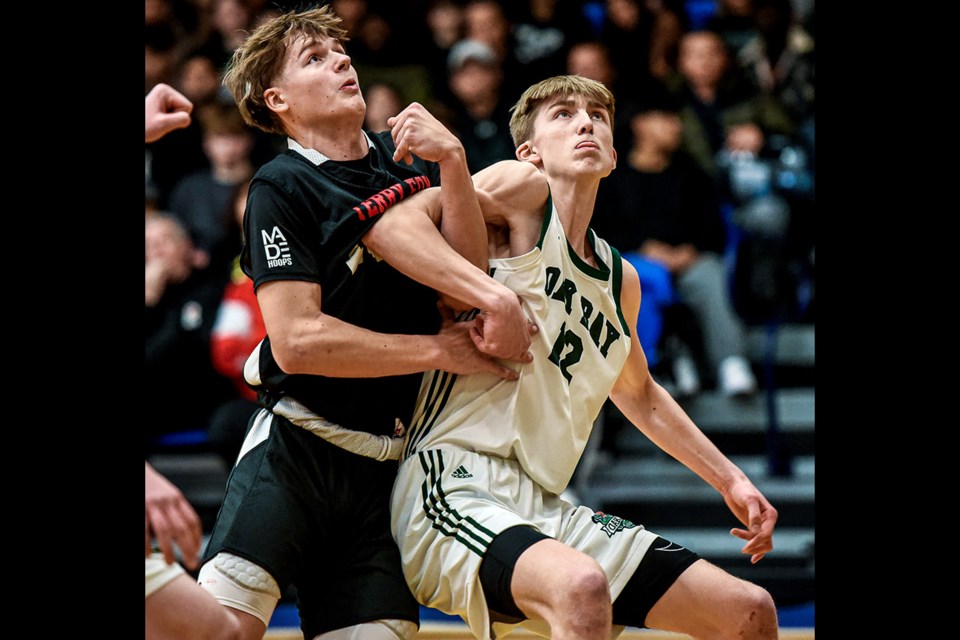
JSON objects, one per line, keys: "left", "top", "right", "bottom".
{"left": 393, "top": 117, "right": 421, "bottom": 165}
{"left": 469, "top": 325, "right": 485, "bottom": 351}
{"left": 166, "top": 506, "right": 201, "bottom": 570}
{"left": 739, "top": 531, "right": 771, "bottom": 552}
{"left": 392, "top": 131, "right": 413, "bottom": 165}
{"left": 745, "top": 497, "right": 762, "bottom": 531}
{"left": 480, "top": 356, "right": 519, "bottom": 381}
{"left": 731, "top": 530, "right": 767, "bottom": 564}
{"left": 729, "top": 527, "right": 753, "bottom": 542}
{"left": 169, "top": 96, "right": 193, "bottom": 113}
{"left": 161, "top": 111, "right": 191, "bottom": 132}
{"left": 148, "top": 507, "right": 176, "bottom": 566}
{"left": 162, "top": 86, "right": 193, "bottom": 111}
{"left": 145, "top": 513, "right": 152, "bottom": 558}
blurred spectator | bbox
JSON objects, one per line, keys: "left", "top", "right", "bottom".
{"left": 423, "top": 0, "right": 466, "bottom": 106}
{"left": 706, "top": 0, "right": 760, "bottom": 57}
{"left": 168, "top": 101, "right": 255, "bottom": 275}
{"left": 445, "top": 39, "right": 517, "bottom": 173}
{"left": 146, "top": 22, "right": 180, "bottom": 93}
{"left": 736, "top": 0, "right": 814, "bottom": 132}
{"left": 462, "top": 0, "right": 528, "bottom": 103}
{"left": 667, "top": 28, "right": 811, "bottom": 323}
{"left": 363, "top": 80, "right": 405, "bottom": 132}
{"left": 593, "top": 85, "right": 757, "bottom": 396}
{"left": 207, "top": 182, "right": 264, "bottom": 465}
{"left": 667, "top": 28, "right": 795, "bottom": 183}
{"left": 146, "top": 101, "right": 208, "bottom": 214}
{"left": 146, "top": 34, "right": 211, "bottom": 211}
{"left": 332, "top": 0, "right": 392, "bottom": 66}
{"left": 718, "top": 132, "right": 814, "bottom": 322}
{"left": 144, "top": 84, "right": 244, "bottom": 640}
{"left": 145, "top": 0, "right": 201, "bottom": 46}
{"left": 176, "top": 50, "right": 226, "bottom": 107}
{"left": 145, "top": 212, "right": 235, "bottom": 443}
{"left": 565, "top": 39, "right": 640, "bottom": 154}
{"left": 331, "top": 0, "right": 434, "bottom": 68}
{"left": 511, "top": 0, "right": 592, "bottom": 86}
{"left": 600, "top": 0, "right": 685, "bottom": 93}
{"left": 194, "top": 0, "right": 257, "bottom": 68}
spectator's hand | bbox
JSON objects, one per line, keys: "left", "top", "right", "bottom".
{"left": 434, "top": 303, "right": 522, "bottom": 380}
{"left": 145, "top": 462, "right": 203, "bottom": 570}
{"left": 388, "top": 102, "right": 462, "bottom": 165}
{"left": 145, "top": 259, "right": 170, "bottom": 307}
{"left": 723, "top": 477, "right": 778, "bottom": 564}
{"left": 640, "top": 240, "right": 697, "bottom": 273}
{"left": 146, "top": 83, "right": 194, "bottom": 143}
{"left": 672, "top": 244, "right": 699, "bottom": 272}
{"left": 725, "top": 123, "right": 763, "bottom": 155}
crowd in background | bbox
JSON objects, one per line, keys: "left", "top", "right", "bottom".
{"left": 145, "top": 0, "right": 815, "bottom": 459}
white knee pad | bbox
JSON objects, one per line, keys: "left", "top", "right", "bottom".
{"left": 312, "top": 619, "right": 418, "bottom": 640}
{"left": 197, "top": 552, "right": 282, "bottom": 626}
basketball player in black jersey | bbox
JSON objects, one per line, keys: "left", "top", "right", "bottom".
{"left": 195, "top": 6, "right": 533, "bottom": 640}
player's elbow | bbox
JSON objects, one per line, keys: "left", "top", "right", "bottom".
{"left": 362, "top": 218, "right": 390, "bottom": 257}
{"left": 269, "top": 331, "right": 312, "bottom": 374}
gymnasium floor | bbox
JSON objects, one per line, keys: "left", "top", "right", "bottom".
{"left": 261, "top": 601, "right": 815, "bottom": 639}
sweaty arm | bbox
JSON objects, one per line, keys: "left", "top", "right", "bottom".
{"left": 469, "top": 160, "right": 550, "bottom": 257}
{"left": 256, "top": 278, "right": 518, "bottom": 380}
{"left": 608, "top": 259, "right": 778, "bottom": 563}
{"left": 388, "top": 102, "right": 487, "bottom": 270}
{"left": 363, "top": 161, "right": 547, "bottom": 360}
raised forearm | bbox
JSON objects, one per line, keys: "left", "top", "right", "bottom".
{"left": 437, "top": 145, "right": 488, "bottom": 270}
{"left": 365, "top": 204, "right": 515, "bottom": 315}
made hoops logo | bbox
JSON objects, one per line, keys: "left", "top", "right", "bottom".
{"left": 262, "top": 226, "right": 292, "bottom": 268}
{"left": 591, "top": 511, "right": 636, "bottom": 538}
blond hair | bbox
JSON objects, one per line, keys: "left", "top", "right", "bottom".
{"left": 508, "top": 75, "right": 616, "bottom": 147}
{"left": 222, "top": 5, "right": 349, "bottom": 135}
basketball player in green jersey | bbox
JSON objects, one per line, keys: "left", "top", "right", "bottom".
{"left": 388, "top": 75, "right": 781, "bottom": 640}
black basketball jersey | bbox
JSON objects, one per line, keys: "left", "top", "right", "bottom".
{"left": 241, "top": 131, "right": 443, "bottom": 437}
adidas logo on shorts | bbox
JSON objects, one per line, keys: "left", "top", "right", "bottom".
{"left": 451, "top": 465, "right": 473, "bottom": 479}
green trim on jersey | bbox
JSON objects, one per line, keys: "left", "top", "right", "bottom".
{"left": 538, "top": 188, "right": 611, "bottom": 281}
{"left": 608, "top": 244, "right": 631, "bottom": 338}
{"left": 418, "top": 450, "right": 496, "bottom": 557}
{"left": 405, "top": 369, "right": 458, "bottom": 459}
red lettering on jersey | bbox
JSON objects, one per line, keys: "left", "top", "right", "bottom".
{"left": 352, "top": 176, "right": 433, "bottom": 221}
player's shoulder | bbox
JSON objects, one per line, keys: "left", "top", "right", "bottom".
{"left": 475, "top": 161, "right": 548, "bottom": 209}
{"left": 477, "top": 160, "right": 542, "bottom": 184}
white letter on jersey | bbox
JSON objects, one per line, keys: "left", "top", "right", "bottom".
{"left": 262, "top": 227, "right": 292, "bottom": 267}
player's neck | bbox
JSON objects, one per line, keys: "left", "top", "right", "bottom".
{"left": 289, "top": 117, "right": 368, "bottom": 161}
{"left": 549, "top": 178, "right": 600, "bottom": 265}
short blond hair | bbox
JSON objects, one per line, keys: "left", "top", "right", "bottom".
{"left": 222, "top": 5, "right": 349, "bottom": 135}
{"left": 508, "top": 75, "right": 616, "bottom": 147}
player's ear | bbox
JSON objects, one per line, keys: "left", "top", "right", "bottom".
{"left": 516, "top": 141, "right": 540, "bottom": 166}
{"left": 264, "top": 87, "right": 287, "bottom": 114}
